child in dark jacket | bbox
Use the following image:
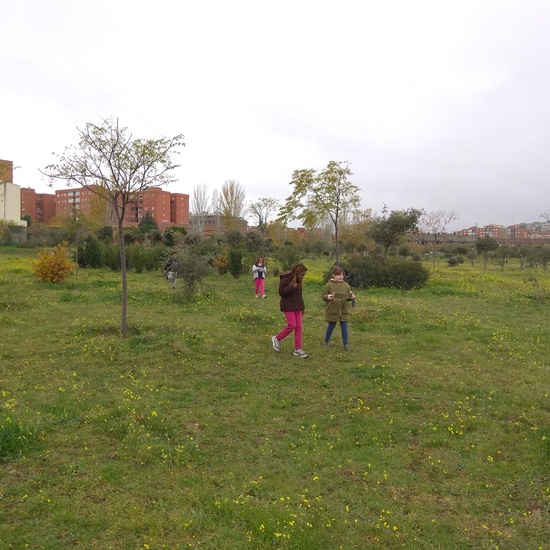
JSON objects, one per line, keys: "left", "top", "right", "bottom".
{"left": 271, "top": 263, "right": 308, "bottom": 358}
{"left": 322, "top": 266, "right": 355, "bottom": 350}
{"left": 163, "top": 252, "right": 178, "bottom": 289}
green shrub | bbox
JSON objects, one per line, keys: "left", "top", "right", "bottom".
{"left": 383, "top": 257, "right": 430, "bottom": 289}
{"left": 273, "top": 244, "right": 301, "bottom": 271}
{"left": 96, "top": 226, "right": 113, "bottom": 242}
{"left": 228, "top": 249, "right": 244, "bottom": 279}
{"left": 264, "top": 256, "right": 282, "bottom": 277}
{"left": 447, "top": 256, "right": 464, "bottom": 267}
{"left": 103, "top": 244, "right": 121, "bottom": 271}
{"left": 346, "top": 256, "right": 384, "bottom": 289}
{"left": 127, "top": 244, "right": 145, "bottom": 273}
{"left": 78, "top": 238, "right": 103, "bottom": 268}
{"left": 126, "top": 244, "right": 166, "bottom": 272}
{"left": 347, "top": 256, "right": 430, "bottom": 290}
{"left": 143, "top": 246, "right": 165, "bottom": 271}
{"left": 174, "top": 251, "right": 213, "bottom": 298}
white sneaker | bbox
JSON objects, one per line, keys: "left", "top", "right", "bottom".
{"left": 272, "top": 336, "right": 281, "bottom": 352}
{"left": 293, "top": 349, "right": 308, "bottom": 358}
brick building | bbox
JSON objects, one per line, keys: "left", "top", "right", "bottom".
{"left": 170, "top": 193, "right": 189, "bottom": 227}
{"left": 55, "top": 186, "right": 101, "bottom": 219}
{"left": 53, "top": 185, "right": 189, "bottom": 229}
{"left": 189, "top": 213, "right": 247, "bottom": 236}
{"left": 21, "top": 187, "right": 56, "bottom": 223}
{"left": 5, "top": 159, "right": 190, "bottom": 231}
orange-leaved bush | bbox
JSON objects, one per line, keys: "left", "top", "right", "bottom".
{"left": 33, "top": 242, "right": 75, "bottom": 283}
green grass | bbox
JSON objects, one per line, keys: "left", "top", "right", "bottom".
{"left": 0, "top": 248, "right": 549, "bottom": 549}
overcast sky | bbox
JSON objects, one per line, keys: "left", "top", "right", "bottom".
{"left": 2, "top": 0, "right": 550, "bottom": 231}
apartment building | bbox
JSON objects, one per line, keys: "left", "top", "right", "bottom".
{"left": 21, "top": 187, "right": 56, "bottom": 223}
{"left": 7, "top": 159, "right": 191, "bottom": 230}
{"left": 457, "top": 224, "right": 507, "bottom": 239}
{"left": 55, "top": 186, "right": 101, "bottom": 218}
{"left": 53, "top": 185, "right": 189, "bottom": 229}
{"left": 189, "top": 213, "right": 247, "bottom": 236}
{"left": 122, "top": 188, "right": 189, "bottom": 229}
{"left": 457, "top": 223, "right": 550, "bottom": 242}
{"left": 170, "top": 193, "right": 189, "bottom": 227}
{"left": 1, "top": 159, "right": 26, "bottom": 227}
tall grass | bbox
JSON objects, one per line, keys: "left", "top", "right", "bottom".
{"left": 0, "top": 248, "right": 549, "bottom": 549}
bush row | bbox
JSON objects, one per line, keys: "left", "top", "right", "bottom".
{"left": 77, "top": 239, "right": 165, "bottom": 272}
{"left": 345, "top": 256, "right": 430, "bottom": 290}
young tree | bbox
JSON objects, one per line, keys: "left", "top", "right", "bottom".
{"left": 43, "top": 118, "right": 184, "bottom": 337}
{"left": 248, "top": 197, "right": 279, "bottom": 247}
{"left": 420, "top": 210, "right": 459, "bottom": 271}
{"left": 266, "top": 219, "right": 287, "bottom": 249}
{"left": 218, "top": 180, "right": 247, "bottom": 233}
{"left": 279, "top": 161, "right": 360, "bottom": 264}
{"left": 190, "top": 183, "right": 210, "bottom": 235}
{"left": 466, "top": 249, "right": 477, "bottom": 266}
{"left": 369, "top": 207, "right": 422, "bottom": 256}
{"left": 55, "top": 210, "right": 97, "bottom": 273}
{"left": 475, "top": 236, "right": 498, "bottom": 270}
{"left": 339, "top": 208, "right": 374, "bottom": 255}
{"left": 138, "top": 211, "right": 159, "bottom": 233}
{"left": 495, "top": 243, "right": 511, "bottom": 271}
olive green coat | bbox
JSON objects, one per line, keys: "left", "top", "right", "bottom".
{"left": 321, "top": 279, "right": 353, "bottom": 322}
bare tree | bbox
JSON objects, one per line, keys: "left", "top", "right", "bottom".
{"left": 190, "top": 183, "right": 210, "bottom": 235}
{"left": 218, "top": 180, "right": 247, "bottom": 233}
{"left": 248, "top": 197, "right": 279, "bottom": 245}
{"left": 43, "top": 117, "right": 184, "bottom": 338}
{"left": 420, "top": 210, "right": 459, "bottom": 271}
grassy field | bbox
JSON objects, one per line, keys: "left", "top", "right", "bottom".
{"left": 0, "top": 247, "right": 549, "bottom": 549}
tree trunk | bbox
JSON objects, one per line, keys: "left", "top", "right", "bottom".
{"left": 334, "top": 222, "right": 339, "bottom": 265}
{"left": 118, "top": 220, "right": 128, "bottom": 338}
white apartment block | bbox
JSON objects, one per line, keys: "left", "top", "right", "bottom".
{"left": 1, "top": 181, "right": 26, "bottom": 226}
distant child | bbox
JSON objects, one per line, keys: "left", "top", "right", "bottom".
{"left": 163, "top": 252, "right": 178, "bottom": 289}
{"left": 252, "top": 257, "right": 267, "bottom": 298}
{"left": 322, "top": 266, "right": 355, "bottom": 351}
{"left": 272, "top": 263, "right": 308, "bottom": 358}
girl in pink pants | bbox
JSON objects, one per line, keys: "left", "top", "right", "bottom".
{"left": 252, "top": 257, "right": 267, "bottom": 298}
{"left": 271, "top": 263, "right": 308, "bottom": 358}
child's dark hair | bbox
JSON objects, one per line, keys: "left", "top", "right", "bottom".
{"left": 332, "top": 266, "right": 345, "bottom": 276}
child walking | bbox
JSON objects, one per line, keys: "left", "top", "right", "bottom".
{"left": 252, "top": 257, "right": 267, "bottom": 298}
{"left": 163, "top": 252, "right": 178, "bottom": 289}
{"left": 271, "top": 263, "right": 308, "bottom": 358}
{"left": 322, "top": 266, "right": 355, "bottom": 351}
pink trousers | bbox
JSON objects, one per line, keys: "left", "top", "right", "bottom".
{"left": 254, "top": 278, "right": 265, "bottom": 296}
{"left": 276, "top": 310, "right": 303, "bottom": 350}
